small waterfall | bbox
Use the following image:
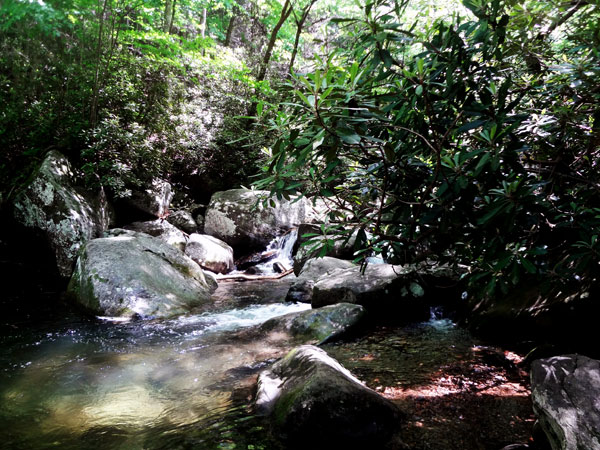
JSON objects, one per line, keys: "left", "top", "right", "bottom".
{"left": 252, "top": 228, "right": 298, "bottom": 275}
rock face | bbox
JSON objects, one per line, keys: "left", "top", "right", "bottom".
{"left": 530, "top": 354, "right": 600, "bottom": 450}
{"left": 255, "top": 345, "right": 400, "bottom": 448}
{"left": 204, "top": 189, "right": 309, "bottom": 251}
{"left": 126, "top": 178, "right": 173, "bottom": 218}
{"left": 12, "top": 151, "right": 112, "bottom": 277}
{"left": 312, "top": 264, "right": 419, "bottom": 308}
{"left": 68, "top": 229, "right": 216, "bottom": 318}
{"left": 185, "top": 233, "right": 234, "bottom": 274}
{"left": 286, "top": 257, "right": 356, "bottom": 303}
{"left": 260, "top": 303, "right": 366, "bottom": 344}
{"left": 124, "top": 219, "right": 187, "bottom": 251}
{"left": 167, "top": 210, "right": 197, "bottom": 234}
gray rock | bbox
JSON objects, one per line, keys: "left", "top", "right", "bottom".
{"left": 124, "top": 219, "right": 187, "bottom": 251}
{"left": 255, "top": 345, "right": 400, "bottom": 448}
{"left": 204, "top": 189, "right": 309, "bottom": 249}
{"left": 126, "top": 178, "right": 173, "bottom": 217}
{"left": 12, "top": 151, "right": 112, "bottom": 277}
{"left": 293, "top": 223, "right": 357, "bottom": 275}
{"left": 260, "top": 303, "right": 366, "bottom": 344}
{"left": 312, "top": 263, "right": 417, "bottom": 309}
{"left": 286, "top": 257, "right": 355, "bottom": 303}
{"left": 167, "top": 210, "right": 197, "bottom": 234}
{"left": 185, "top": 233, "right": 234, "bottom": 274}
{"left": 531, "top": 354, "right": 600, "bottom": 450}
{"left": 67, "top": 229, "right": 216, "bottom": 318}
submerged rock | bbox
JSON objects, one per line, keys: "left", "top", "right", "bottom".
{"left": 185, "top": 233, "right": 234, "bottom": 274}
{"left": 204, "top": 189, "right": 309, "bottom": 251}
{"left": 67, "top": 229, "right": 216, "bottom": 318}
{"left": 531, "top": 354, "right": 600, "bottom": 450}
{"left": 255, "top": 345, "right": 400, "bottom": 449}
{"left": 124, "top": 219, "right": 187, "bottom": 251}
{"left": 286, "top": 257, "right": 355, "bottom": 303}
{"left": 12, "top": 150, "right": 112, "bottom": 278}
{"left": 260, "top": 303, "right": 366, "bottom": 344}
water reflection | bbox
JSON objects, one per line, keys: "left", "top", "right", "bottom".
{"left": 0, "top": 297, "right": 308, "bottom": 449}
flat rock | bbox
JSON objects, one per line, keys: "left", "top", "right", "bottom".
{"left": 286, "top": 257, "right": 355, "bottom": 303}
{"left": 124, "top": 219, "right": 187, "bottom": 251}
{"left": 260, "top": 303, "right": 366, "bottom": 344}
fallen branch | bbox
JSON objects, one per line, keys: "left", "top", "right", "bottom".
{"left": 216, "top": 268, "right": 294, "bottom": 282}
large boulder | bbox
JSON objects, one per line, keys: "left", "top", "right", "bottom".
{"left": 286, "top": 257, "right": 356, "bottom": 303}
{"left": 204, "top": 189, "right": 310, "bottom": 251}
{"left": 255, "top": 345, "right": 400, "bottom": 448}
{"left": 259, "top": 303, "right": 366, "bottom": 344}
{"left": 124, "top": 219, "right": 187, "bottom": 251}
{"left": 530, "top": 354, "right": 600, "bottom": 450}
{"left": 12, "top": 150, "right": 112, "bottom": 278}
{"left": 67, "top": 229, "right": 217, "bottom": 318}
{"left": 125, "top": 178, "right": 173, "bottom": 218}
{"left": 312, "top": 264, "right": 416, "bottom": 307}
{"left": 185, "top": 233, "right": 234, "bottom": 274}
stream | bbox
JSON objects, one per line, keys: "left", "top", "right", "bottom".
{"left": 0, "top": 233, "right": 534, "bottom": 450}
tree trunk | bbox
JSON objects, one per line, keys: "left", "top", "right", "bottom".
{"left": 169, "top": 0, "right": 177, "bottom": 34}
{"left": 288, "top": 0, "right": 317, "bottom": 74}
{"left": 257, "top": 0, "right": 293, "bottom": 82}
{"left": 164, "top": 0, "right": 173, "bottom": 33}
{"left": 224, "top": 6, "right": 238, "bottom": 47}
{"left": 90, "top": 0, "right": 110, "bottom": 128}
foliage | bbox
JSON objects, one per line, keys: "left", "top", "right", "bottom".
{"left": 255, "top": 0, "right": 600, "bottom": 298}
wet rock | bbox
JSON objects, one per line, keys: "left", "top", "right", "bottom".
{"left": 260, "top": 303, "right": 366, "bottom": 344}
{"left": 124, "top": 219, "right": 187, "bottom": 251}
{"left": 204, "top": 189, "right": 309, "bottom": 251}
{"left": 12, "top": 150, "right": 112, "bottom": 277}
{"left": 167, "top": 209, "right": 197, "bottom": 234}
{"left": 67, "top": 229, "right": 216, "bottom": 318}
{"left": 286, "top": 257, "right": 355, "bottom": 303}
{"left": 530, "top": 354, "right": 600, "bottom": 450}
{"left": 255, "top": 345, "right": 400, "bottom": 449}
{"left": 185, "top": 233, "right": 234, "bottom": 274}
{"left": 125, "top": 178, "right": 173, "bottom": 218}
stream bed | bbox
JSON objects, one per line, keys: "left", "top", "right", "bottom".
{"left": 0, "top": 279, "right": 534, "bottom": 450}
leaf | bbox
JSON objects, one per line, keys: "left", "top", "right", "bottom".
{"left": 415, "top": 85, "right": 423, "bottom": 96}
{"left": 409, "top": 282, "right": 425, "bottom": 297}
{"left": 519, "top": 256, "right": 537, "bottom": 274}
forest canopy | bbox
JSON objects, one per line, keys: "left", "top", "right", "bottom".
{"left": 1, "top": 0, "right": 599, "bottom": 299}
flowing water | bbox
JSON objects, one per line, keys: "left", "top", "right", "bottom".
{"left": 0, "top": 231, "right": 532, "bottom": 450}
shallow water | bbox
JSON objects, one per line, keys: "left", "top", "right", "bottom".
{"left": 0, "top": 283, "right": 309, "bottom": 450}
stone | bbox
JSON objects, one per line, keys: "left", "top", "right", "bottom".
{"left": 286, "top": 257, "right": 355, "bottom": 303}
{"left": 293, "top": 223, "right": 357, "bottom": 275}
{"left": 167, "top": 210, "right": 197, "bottom": 234}
{"left": 255, "top": 345, "right": 400, "bottom": 448}
{"left": 312, "top": 263, "right": 414, "bottom": 309}
{"left": 530, "top": 354, "right": 600, "bottom": 450}
{"left": 126, "top": 178, "right": 173, "bottom": 218}
{"left": 185, "top": 233, "right": 234, "bottom": 274}
{"left": 124, "top": 219, "right": 187, "bottom": 251}
{"left": 67, "top": 229, "right": 216, "bottom": 318}
{"left": 260, "top": 303, "right": 366, "bottom": 344}
{"left": 203, "top": 189, "right": 310, "bottom": 251}
{"left": 12, "top": 150, "right": 112, "bottom": 278}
